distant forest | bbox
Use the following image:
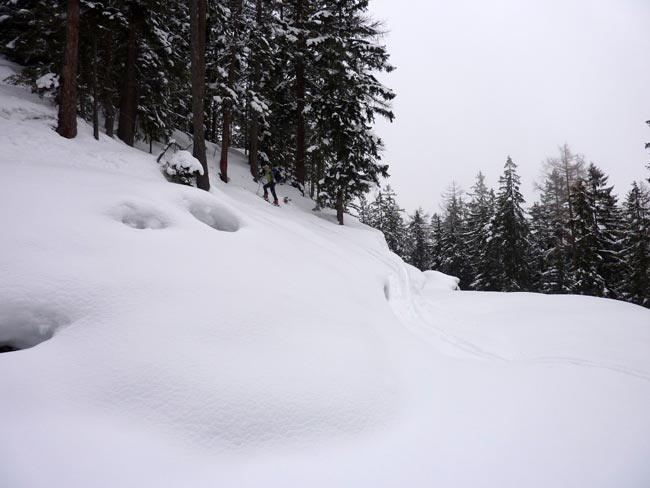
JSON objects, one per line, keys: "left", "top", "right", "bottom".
{"left": 358, "top": 143, "right": 650, "bottom": 308}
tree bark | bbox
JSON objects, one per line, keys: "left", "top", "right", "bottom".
{"left": 117, "top": 4, "right": 143, "bottom": 146}
{"left": 56, "top": 0, "right": 80, "bottom": 139}
{"left": 219, "top": 0, "right": 243, "bottom": 183}
{"left": 248, "top": 0, "right": 263, "bottom": 179}
{"left": 294, "top": 0, "right": 306, "bottom": 190}
{"left": 92, "top": 32, "right": 99, "bottom": 140}
{"left": 336, "top": 189, "right": 344, "bottom": 225}
{"left": 191, "top": 0, "right": 209, "bottom": 191}
{"left": 102, "top": 30, "right": 115, "bottom": 137}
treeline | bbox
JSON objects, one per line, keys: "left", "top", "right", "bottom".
{"left": 360, "top": 144, "right": 650, "bottom": 308}
{"left": 0, "top": 0, "right": 394, "bottom": 224}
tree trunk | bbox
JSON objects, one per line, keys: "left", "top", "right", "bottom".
{"left": 191, "top": 0, "right": 209, "bottom": 191}
{"left": 219, "top": 0, "right": 243, "bottom": 183}
{"left": 102, "top": 30, "right": 115, "bottom": 137}
{"left": 117, "top": 4, "right": 142, "bottom": 146}
{"left": 336, "top": 189, "right": 344, "bottom": 225}
{"left": 294, "top": 0, "right": 306, "bottom": 191}
{"left": 57, "top": 0, "right": 80, "bottom": 139}
{"left": 92, "top": 32, "right": 99, "bottom": 140}
{"left": 248, "top": 0, "right": 263, "bottom": 180}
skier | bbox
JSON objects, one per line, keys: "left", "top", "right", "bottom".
{"left": 261, "top": 164, "right": 279, "bottom": 205}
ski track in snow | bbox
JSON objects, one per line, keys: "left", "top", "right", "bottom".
{"left": 385, "top": 270, "right": 650, "bottom": 382}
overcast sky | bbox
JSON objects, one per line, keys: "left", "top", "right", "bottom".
{"left": 369, "top": 0, "right": 650, "bottom": 214}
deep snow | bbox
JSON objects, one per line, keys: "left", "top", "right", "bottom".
{"left": 1, "top": 59, "right": 650, "bottom": 488}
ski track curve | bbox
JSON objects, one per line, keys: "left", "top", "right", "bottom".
{"left": 376, "top": 251, "right": 650, "bottom": 383}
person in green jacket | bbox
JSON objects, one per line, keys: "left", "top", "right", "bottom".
{"left": 262, "top": 164, "right": 279, "bottom": 205}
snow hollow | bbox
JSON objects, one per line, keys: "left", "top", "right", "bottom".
{"left": 1, "top": 60, "right": 650, "bottom": 488}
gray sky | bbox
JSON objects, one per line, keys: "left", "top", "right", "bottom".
{"left": 370, "top": 0, "right": 650, "bottom": 214}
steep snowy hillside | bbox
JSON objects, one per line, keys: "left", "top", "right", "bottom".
{"left": 1, "top": 60, "right": 650, "bottom": 488}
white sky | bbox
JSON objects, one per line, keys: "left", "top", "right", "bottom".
{"left": 370, "top": 0, "right": 650, "bottom": 214}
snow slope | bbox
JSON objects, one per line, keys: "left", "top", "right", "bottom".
{"left": 1, "top": 59, "right": 650, "bottom": 488}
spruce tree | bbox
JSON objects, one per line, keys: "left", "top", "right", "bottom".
{"left": 568, "top": 164, "right": 622, "bottom": 298}
{"left": 620, "top": 182, "right": 650, "bottom": 307}
{"left": 439, "top": 183, "right": 471, "bottom": 288}
{"left": 406, "top": 208, "right": 432, "bottom": 271}
{"left": 490, "top": 156, "right": 531, "bottom": 291}
{"left": 464, "top": 173, "right": 496, "bottom": 290}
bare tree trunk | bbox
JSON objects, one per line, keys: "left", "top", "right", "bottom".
{"left": 57, "top": 0, "right": 80, "bottom": 139}
{"left": 191, "top": 0, "right": 209, "bottom": 191}
{"left": 219, "top": 0, "right": 243, "bottom": 183}
{"left": 295, "top": 0, "right": 306, "bottom": 191}
{"left": 117, "top": 4, "right": 142, "bottom": 146}
{"left": 248, "top": 0, "right": 262, "bottom": 179}
{"left": 102, "top": 30, "right": 115, "bottom": 137}
{"left": 336, "top": 190, "right": 344, "bottom": 225}
{"left": 92, "top": 32, "right": 99, "bottom": 140}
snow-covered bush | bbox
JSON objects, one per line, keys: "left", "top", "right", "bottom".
{"left": 157, "top": 141, "right": 204, "bottom": 186}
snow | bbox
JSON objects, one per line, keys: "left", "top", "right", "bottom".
{"left": 35, "top": 72, "right": 59, "bottom": 90}
{"left": 1, "top": 59, "right": 650, "bottom": 488}
{"left": 165, "top": 148, "right": 204, "bottom": 175}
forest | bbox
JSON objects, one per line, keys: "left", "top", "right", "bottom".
{"left": 361, "top": 143, "right": 650, "bottom": 308}
{"left": 0, "top": 0, "right": 394, "bottom": 224}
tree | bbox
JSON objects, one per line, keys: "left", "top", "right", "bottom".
{"left": 569, "top": 164, "right": 622, "bottom": 297}
{"left": 535, "top": 170, "right": 573, "bottom": 293}
{"left": 464, "top": 172, "right": 496, "bottom": 289}
{"left": 620, "top": 182, "right": 650, "bottom": 307}
{"left": 190, "top": 0, "right": 209, "bottom": 190}
{"left": 538, "top": 144, "right": 587, "bottom": 243}
{"left": 439, "top": 182, "right": 471, "bottom": 288}
{"left": 490, "top": 156, "right": 530, "bottom": 291}
{"left": 56, "top": 0, "right": 80, "bottom": 139}
{"left": 117, "top": 2, "right": 144, "bottom": 146}
{"left": 217, "top": 0, "right": 244, "bottom": 183}
{"left": 313, "top": 0, "right": 394, "bottom": 224}
{"left": 370, "top": 187, "right": 406, "bottom": 257}
{"left": 406, "top": 208, "right": 431, "bottom": 271}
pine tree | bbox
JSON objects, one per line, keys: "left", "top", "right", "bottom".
{"left": 370, "top": 186, "right": 406, "bottom": 257}
{"left": 489, "top": 156, "right": 531, "bottom": 291}
{"left": 536, "top": 170, "right": 573, "bottom": 293}
{"left": 568, "top": 164, "right": 622, "bottom": 298}
{"left": 313, "top": 0, "right": 394, "bottom": 224}
{"left": 429, "top": 213, "right": 443, "bottom": 271}
{"left": 620, "top": 182, "right": 650, "bottom": 307}
{"left": 464, "top": 172, "right": 496, "bottom": 289}
{"left": 406, "top": 208, "right": 431, "bottom": 271}
{"left": 439, "top": 183, "right": 471, "bottom": 288}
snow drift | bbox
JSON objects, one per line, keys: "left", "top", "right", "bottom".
{"left": 1, "top": 59, "right": 650, "bottom": 488}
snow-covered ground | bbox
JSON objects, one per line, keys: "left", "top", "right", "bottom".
{"left": 1, "top": 59, "right": 650, "bottom": 488}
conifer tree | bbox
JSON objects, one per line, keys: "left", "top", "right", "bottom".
{"left": 439, "top": 183, "right": 471, "bottom": 288}
{"left": 536, "top": 171, "right": 573, "bottom": 293}
{"left": 620, "top": 182, "right": 650, "bottom": 307}
{"left": 489, "top": 156, "right": 530, "bottom": 291}
{"left": 569, "top": 164, "right": 623, "bottom": 297}
{"left": 406, "top": 208, "right": 431, "bottom": 271}
{"left": 464, "top": 173, "right": 496, "bottom": 289}
{"left": 429, "top": 213, "right": 443, "bottom": 271}
{"left": 370, "top": 186, "right": 406, "bottom": 257}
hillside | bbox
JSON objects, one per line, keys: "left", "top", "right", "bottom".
{"left": 1, "top": 59, "right": 650, "bottom": 488}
